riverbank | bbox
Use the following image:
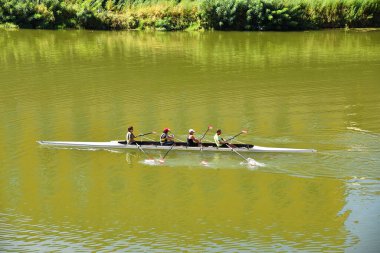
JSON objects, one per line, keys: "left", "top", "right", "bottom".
{"left": 1, "top": 0, "right": 380, "bottom": 31}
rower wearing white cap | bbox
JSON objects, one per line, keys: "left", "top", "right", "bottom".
{"left": 187, "top": 129, "right": 200, "bottom": 147}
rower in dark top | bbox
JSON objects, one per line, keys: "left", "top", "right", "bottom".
{"left": 160, "top": 128, "right": 174, "bottom": 146}
{"left": 187, "top": 129, "right": 200, "bottom": 147}
{"left": 126, "top": 126, "right": 136, "bottom": 145}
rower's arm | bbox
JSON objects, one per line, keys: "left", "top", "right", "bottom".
{"left": 192, "top": 135, "right": 200, "bottom": 143}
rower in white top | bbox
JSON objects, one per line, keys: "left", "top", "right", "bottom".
{"left": 126, "top": 126, "right": 136, "bottom": 145}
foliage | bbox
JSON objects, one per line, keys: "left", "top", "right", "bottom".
{"left": 0, "top": 22, "right": 19, "bottom": 30}
{"left": 0, "top": 0, "right": 379, "bottom": 30}
{"left": 199, "top": 0, "right": 380, "bottom": 30}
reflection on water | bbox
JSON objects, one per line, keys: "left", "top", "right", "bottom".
{"left": 1, "top": 148, "right": 352, "bottom": 251}
{"left": 1, "top": 29, "right": 380, "bottom": 251}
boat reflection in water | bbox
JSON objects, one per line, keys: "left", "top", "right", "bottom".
{"left": 1, "top": 146, "right": 352, "bottom": 251}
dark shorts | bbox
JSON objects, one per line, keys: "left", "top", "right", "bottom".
{"left": 161, "top": 142, "right": 174, "bottom": 146}
{"left": 128, "top": 141, "right": 144, "bottom": 145}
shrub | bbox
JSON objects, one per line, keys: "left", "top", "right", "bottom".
{"left": 0, "top": 0, "right": 379, "bottom": 31}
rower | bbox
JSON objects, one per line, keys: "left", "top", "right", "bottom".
{"left": 126, "top": 126, "right": 136, "bottom": 145}
{"left": 214, "top": 129, "right": 229, "bottom": 148}
{"left": 160, "top": 128, "right": 174, "bottom": 146}
{"left": 187, "top": 129, "right": 200, "bottom": 147}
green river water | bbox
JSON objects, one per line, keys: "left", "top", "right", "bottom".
{"left": 1, "top": 29, "right": 380, "bottom": 252}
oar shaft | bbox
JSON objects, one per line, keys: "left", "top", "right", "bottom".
{"left": 170, "top": 132, "right": 185, "bottom": 142}
{"left": 226, "top": 144, "right": 249, "bottom": 161}
{"left": 137, "top": 132, "right": 154, "bottom": 137}
{"left": 162, "top": 144, "right": 175, "bottom": 159}
{"left": 225, "top": 132, "right": 242, "bottom": 142}
{"left": 199, "top": 127, "right": 211, "bottom": 141}
{"left": 142, "top": 136, "right": 155, "bottom": 142}
{"left": 136, "top": 143, "right": 149, "bottom": 158}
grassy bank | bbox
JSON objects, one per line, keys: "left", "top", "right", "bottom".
{"left": 1, "top": 0, "right": 379, "bottom": 31}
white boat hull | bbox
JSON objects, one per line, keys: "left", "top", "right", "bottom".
{"left": 37, "top": 140, "right": 316, "bottom": 153}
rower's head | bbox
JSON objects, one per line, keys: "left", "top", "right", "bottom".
{"left": 216, "top": 129, "right": 222, "bottom": 135}
{"left": 163, "top": 128, "right": 170, "bottom": 133}
{"left": 189, "top": 129, "right": 195, "bottom": 134}
{"left": 128, "top": 126, "right": 133, "bottom": 132}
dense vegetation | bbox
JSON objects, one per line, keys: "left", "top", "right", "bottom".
{"left": 1, "top": 0, "right": 379, "bottom": 31}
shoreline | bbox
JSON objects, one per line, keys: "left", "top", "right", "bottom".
{"left": 1, "top": 0, "right": 380, "bottom": 32}
{"left": 2, "top": 25, "right": 380, "bottom": 33}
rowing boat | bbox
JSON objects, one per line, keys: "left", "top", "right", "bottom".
{"left": 37, "top": 140, "right": 316, "bottom": 153}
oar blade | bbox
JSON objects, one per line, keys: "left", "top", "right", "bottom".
{"left": 200, "top": 125, "right": 213, "bottom": 141}
{"left": 240, "top": 158, "right": 265, "bottom": 168}
{"left": 201, "top": 160, "right": 210, "bottom": 166}
{"left": 143, "top": 159, "right": 159, "bottom": 165}
{"left": 247, "top": 158, "right": 257, "bottom": 166}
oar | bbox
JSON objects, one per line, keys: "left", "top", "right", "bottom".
{"left": 199, "top": 126, "right": 213, "bottom": 166}
{"left": 169, "top": 132, "right": 185, "bottom": 143}
{"left": 158, "top": 144, "right": 175, "bottom": 163}
{"left": 135, "top": 143, "right": 150, "bottom": 158}
{"left": 124, "top": 131, "right": 156, "bottom": 143}
{"left": 199, "top": 125, "right": 213, "bottom": 141}
{"left": 226, "top": 144, "right": 256, "bottom": 166}
{"left": 136, "top": 131, "right": 156, "bottom": 137}
{"left": 142, "top": 136, "right": 156, "bottom": 142}
{"left": 225, "top": 130, "right": 248, "bottom": 142}
{"left": 136, "top": 143, "right": 158, "bottom": 165}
